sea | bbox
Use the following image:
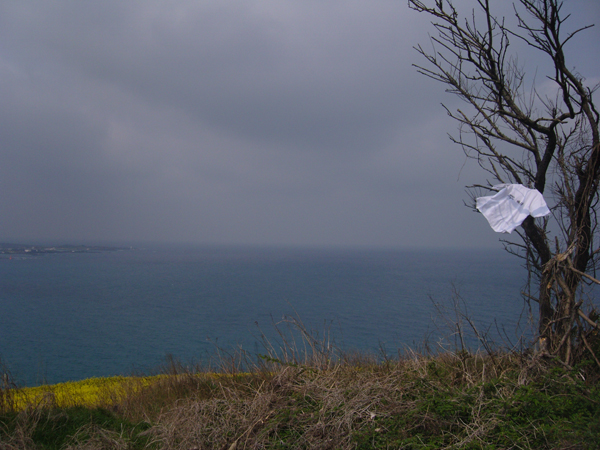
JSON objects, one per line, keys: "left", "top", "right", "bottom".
{"left": 0, "top": 245, "right": 536, "bottom": 386}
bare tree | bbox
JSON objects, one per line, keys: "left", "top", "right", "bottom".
{"left": 409, "top": 0, "right": 600, "bottom": 365}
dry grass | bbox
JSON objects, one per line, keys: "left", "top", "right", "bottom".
{"left": 122, "top": 349, "right": 592, "bottom": 449}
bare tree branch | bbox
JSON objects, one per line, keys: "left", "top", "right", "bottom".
{"left": 410, "top": 0, "right": 599, "bottom": 362}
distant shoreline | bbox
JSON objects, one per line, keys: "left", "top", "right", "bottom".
{"left": 0, "top": 243, "right": 131, "bottom": 255}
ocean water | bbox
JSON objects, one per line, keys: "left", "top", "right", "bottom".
{"left": 0, "top": 245, "right": 532, "bottom": 386}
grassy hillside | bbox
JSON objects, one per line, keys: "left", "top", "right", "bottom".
{"left": 1, "top": 346, "right": 599, "bottom": 449}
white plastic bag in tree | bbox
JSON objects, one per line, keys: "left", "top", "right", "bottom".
{"left": 476, "top": 184, "right": 550, "bottom": 233}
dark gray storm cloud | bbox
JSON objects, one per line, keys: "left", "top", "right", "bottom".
{"left": 0, "top": 1, "right": 598, "bottom": 248}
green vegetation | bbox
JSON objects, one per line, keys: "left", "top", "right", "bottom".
{"left": 1, "top": 348, "right": 599, "bottom": 449}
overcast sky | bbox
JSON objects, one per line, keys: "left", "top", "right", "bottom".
{"left": 0, "top": 1, "right": 598, "bottom": 249}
